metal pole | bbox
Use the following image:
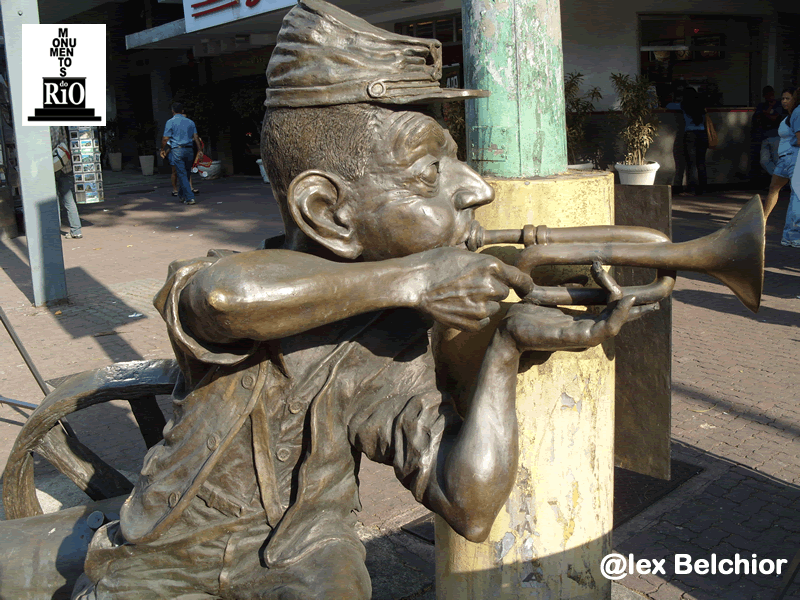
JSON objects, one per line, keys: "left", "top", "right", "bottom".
{"left": 0, "top": 305, "right": 77, "bottom": 436}
{"left": 0, "top": 0, "right": 68, "bottom": 306}
{"left": 463, "top": 0, "right": 567, "bottom": 178}
{"left": 0, "top": 306, "right": 50, "bottom": 396}
{"left": 435, "top": 0, "right": 615, "bottom": 597}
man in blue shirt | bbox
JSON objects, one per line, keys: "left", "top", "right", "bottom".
{"left": 160, "top": 103, "right": 202, "bottom": 205}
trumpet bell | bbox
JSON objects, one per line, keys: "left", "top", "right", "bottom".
{"left": 508, "top": 195, "right": 765, "bottom": 312}
{"left": 701, "top": 194, "right": 764, "bottom": 312}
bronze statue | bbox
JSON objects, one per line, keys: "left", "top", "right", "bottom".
{"left": 62, "top": 1, "right": 762, "bottom": 598}
{"left": 69, "top": 1, "right": 656, "bottom": 597}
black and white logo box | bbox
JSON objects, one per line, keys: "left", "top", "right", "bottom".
{"left": 22, "top": 24, "right": 106, "bottom": 125}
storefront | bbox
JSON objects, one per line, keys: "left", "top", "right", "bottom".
{"left": 640, "top": 14, "right": 771, "bottom": 109}
{"left": 124, "top": 0, "right": 467, "bottom": 175}
{"left": 559, "top": 0, "right": 800, "bottom": 186}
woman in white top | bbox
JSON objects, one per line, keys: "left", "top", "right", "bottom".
{"left": 762, "top": 88, "right": 798, "bottom": 219}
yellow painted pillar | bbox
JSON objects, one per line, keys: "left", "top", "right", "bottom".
{"left": 435, "top": 171, "right": 615, "bottom": 599}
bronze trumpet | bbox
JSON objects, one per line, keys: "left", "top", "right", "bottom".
{"left": 467, "top": 195, "right": 765, "bottom": 313}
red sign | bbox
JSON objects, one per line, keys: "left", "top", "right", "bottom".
{"left": 189, "top": 0, "right": 261, "bottom": 19}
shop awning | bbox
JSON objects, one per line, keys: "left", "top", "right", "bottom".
{"left": 125, "top": 0, "right": 442, "bottom": 52}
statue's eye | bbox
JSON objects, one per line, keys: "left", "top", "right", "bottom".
{"left": 418, "top": 161, "right": 440, "bottom": 185}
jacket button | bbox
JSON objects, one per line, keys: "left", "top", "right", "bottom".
{"left": 276, "top": 447, "right": 291, "bottom": 462}
{"left": 207, "top": 434, "right": 219, "bottom": 450}
{"left": 168, "top": 492, "right": 180, "bottom": 508}
{"left": 288, "top": 402, "right": 303, "bottom": 414}
{"left": 241, "top": 374, "right": 255, "bottom": 389}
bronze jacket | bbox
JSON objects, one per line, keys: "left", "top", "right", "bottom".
{"left": 119, "top": 251, "right": 457, "bottom": 567}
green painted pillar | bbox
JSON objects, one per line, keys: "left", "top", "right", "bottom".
{"left": 463, "top": 0, "right": 567, "bottom": 177}
{"left": 434, "top": 0, "right": 616, "bottom": 598}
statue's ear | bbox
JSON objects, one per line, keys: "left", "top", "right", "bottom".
{"left": 287, "top": 170, "right": 363, "bottom": 259}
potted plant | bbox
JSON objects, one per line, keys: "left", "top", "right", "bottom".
{"left": 610, "top": 73, "right": 660, "bottom": 185}
{"left": 133, "top": 121, "right": 158, "bottom": 176}
{"left": 102, "top": 119, "right": 123, "bottom": 172}
{"left": 564, "top": 72, "right": 602, "bottom": 169}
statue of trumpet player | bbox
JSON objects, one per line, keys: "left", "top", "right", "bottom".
{"left": 73, "top": 1, "right": 660, "bottom": 598}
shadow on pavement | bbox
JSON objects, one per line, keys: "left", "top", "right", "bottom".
{"left": 672, "top": 286, "right": 799, "bottom": 326}
{"left": 673, "top": 382, "right": 800, "bottom": 440}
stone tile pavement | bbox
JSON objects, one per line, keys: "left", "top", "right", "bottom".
{"left": 613, "top": 191, "right": 800, "bottom": 600}
{"left": 0, "top": 174, "right": 798, "bottom": 599}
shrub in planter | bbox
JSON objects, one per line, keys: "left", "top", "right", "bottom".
{"left": 564, "top": 72, "right": 602, "bottom": 168}
{"left": 610, "top": 73, "right": 660, "bottom": 184}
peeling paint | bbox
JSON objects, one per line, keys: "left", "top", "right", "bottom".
{"left": 463, "top": 0, "right": 566, "bottom": 177}
{"left": 496, "top": 531, "right": 516, "bottom": 562}
{"left": 521, "top": 536, "right": 535, "bottom": 561}
{"left": 571, "top": 481, "right": 580, "bottom": 511}
{"left": 567, "top": 562, "right": 597, "bottom": 589}
{"left": 563, "top": 518, "right": 575, "bottom": 544}
{"left": 436, "top": 175, "right": 614, "bottom": 598}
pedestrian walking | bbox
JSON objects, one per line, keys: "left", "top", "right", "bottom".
{"left": 160, "top": 103, "right": 202, "bottom": 205}
{"left": 761, "top": 88, "right": 800, "bottom": 243}
{"left": 50, "top": 126, "right": 82, "bottom": 239}
{"left": 754, "top": 86, "right": 786, "bottom": 177}
{"left": 679, "top": 88, "right": 709, "bottom": 195}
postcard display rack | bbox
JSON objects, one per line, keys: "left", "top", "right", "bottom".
{"left": 68, "top": 126, "right": 104, "bottom": 204}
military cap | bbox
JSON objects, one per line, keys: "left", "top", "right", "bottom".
{"left": 264, "top": 0, "right": 489, "bottom": 107}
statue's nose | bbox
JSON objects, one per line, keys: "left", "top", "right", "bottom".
{"left": 454, "top": 166, "right": 494, "bottom": 209}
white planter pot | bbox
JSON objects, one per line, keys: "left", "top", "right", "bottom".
{"left": 615, "top": 161, "right": 660, "bottom": 185}
{"left": 139, "top": 155, "right": 155, "bottom": 176}
{"left": 567, "top": 163, "right": 594, "bottom": 171}
{"left": 108, "top": 152, "right": 122, "bottom": 172}
{"left": 255, "top": 158, "right": 270, "bottom": 183}
{"left": 197, "top": 160, "right": 222, "bottom": 180}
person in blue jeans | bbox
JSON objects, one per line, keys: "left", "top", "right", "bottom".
{"left": 161, "top": 103, "right": 202, "bottom": 205}
{"left": 50, "top": 126, "right": 83, "bottom": 239}
{"left": 680, "top": 88, "right": 709, "bottom": 195}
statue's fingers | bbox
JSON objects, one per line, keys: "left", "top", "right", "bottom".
{"left": 499, "top": 263, "right": 534, "bottom": 298}
{"left": 590, "top": 262, "right": 623, "bottom": 302}
{"left": 625, "top": 302, "right": 660, "bottom": 322}
{"left": 589, "top": 295, "right": 635, "bottom": 341}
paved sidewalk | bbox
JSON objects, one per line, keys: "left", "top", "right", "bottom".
{"left": 613, "top": 192, "right": 800, "bottom": 600}
{"left": 0, "top": 176, "right": 798, "bottom": 599}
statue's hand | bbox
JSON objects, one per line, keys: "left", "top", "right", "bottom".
{"left": 501, "top": 263, "right": 658, "bottom": 352}
{"left": 409, "top": 247, "right": 533, "bottom": 332}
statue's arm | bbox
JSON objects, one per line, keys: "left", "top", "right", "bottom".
{"left": 180, "top": 247, "right": 532, "bottom": 344}
{"left": 423, "top": 327, "right": 521, "bottom": 543}
{"left": 425, "top": 270, "right": 658, "bottom": 542}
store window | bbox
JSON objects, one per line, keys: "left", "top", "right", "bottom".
{"left": 394, "top": 13, "right": 463, "bottom": 79}
{"left": 639, "top": 14, "right": 763, "bottom": 108}
{"left": 394, "top": 14, "right": 462, "bottom": 43}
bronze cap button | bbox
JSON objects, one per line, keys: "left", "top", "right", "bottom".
{"left": 276, "top": 447, "right": 291, "bottom": 462}
{"left": 241, "top": 374, "right": 255, "bottom": 389}
{"left": 207, "top": 434, "right": 219, "bottom": 450}
{"left": 168, "top": 492, "right": 180, "bottom": 508}
{"left": 288, "top": 402, "right": 303, "bottom": 414}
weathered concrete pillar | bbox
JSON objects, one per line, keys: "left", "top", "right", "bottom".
{"left": 435, "top": 0, "right": 615, "bottom": 597}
